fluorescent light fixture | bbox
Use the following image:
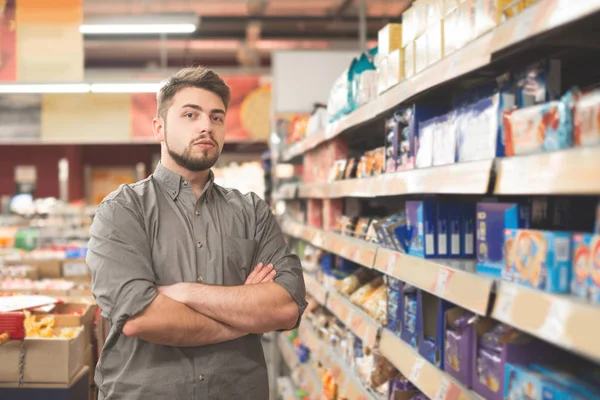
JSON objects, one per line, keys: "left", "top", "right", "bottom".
{"left": 80, "top": 13, "right": 199, "bottom": 35}
{"left": 0, "top": 84, "right": 90, "bottom": 94}
{"left": 90, "top": 83, "right": 164, "bottom": 93}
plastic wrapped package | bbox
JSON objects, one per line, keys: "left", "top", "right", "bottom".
{"left": 370, "top": 350, "right": 398, "bottom": 393}
{"left": 362, "top": 285, "right": 387, "bottom": 324}
{"left": 349, "top": 276, "right": 385, "bottom": 306}
{"left": 357, "top": 69, "right": 377, "bottom": 106}
{"left": 327, "top": 68, "right": 352, "bottom": 122}
{"left": 431, "top": 112, "right": 457, "bottom": 166}
{"left": 574, "top": 88, "right": 600, "bottom": 147}
{"left": 415, "top": 116, "right": 435, "bottom": 168}
{"left": 339, "top": 268, "right": 378, "bottom": 296}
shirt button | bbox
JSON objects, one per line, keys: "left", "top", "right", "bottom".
{"left": 196, "top": 241, "right": 203, "bottom": 248}
{"left": 197, "top": 276, "right": 204, "bottom": 283}
{"left": 194, "top": 210, "right": 200, "bottom": 216}
{"left": 183, "top": 181, "right": 188, "bottom": 186}
{"left": 198, "top": 374, "right": 205, "bottom": 381}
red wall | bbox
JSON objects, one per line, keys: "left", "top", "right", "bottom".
{"left": 0, "top": 144, "right": 159, "bottom": 201}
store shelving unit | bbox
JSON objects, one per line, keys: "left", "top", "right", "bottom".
{"left": 277, "top": 333, "right": 322, "bottom": 397}
{"left": 280, "top": 0, "right": 600, "bottom": 164}
{"left": 274, "top": 0, "right": 600, "bottom": 397}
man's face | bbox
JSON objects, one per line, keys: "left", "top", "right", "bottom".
{"left": 160, "top": 87, "right": 226, "bottom": 172}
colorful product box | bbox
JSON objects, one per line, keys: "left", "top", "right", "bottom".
{"left": 417, "top": 290, "right": 453, "bottom": 368}
{"left": 444, "top": 308, "right": 476, "bottom": 387}
{"left": 503, "top": 229, "right": 572, "bottom": 293}
{"left": 529, "top": 363, "right": 600, "bottom": 399}
{"left": 457, "top": 92, "right": 515, "bottom": 161}
{"left": 476, "top": 203, "right": 530, "bottom": 277}
{"left": 462, "top": 202, "right": 476, "bottom": 257}
{"left": 571, "top": 233, "right": 600, "bottom": 304}
{"left": 503, "top": 93, "right": 573, "bottom": 156}
{"left": 438, "top": 202, "right": 469, "bottom": 258}
{"left": 404, "top": 41, "right": 416, "bottom": 79}
{"left": 504, "top": 364, "right": 573, "bottom": 400}
{"left": 378, "top": 23, "right": 403, "bottom": 58}
{"left": 410, "top": 104, "right": 447, "bottom": 169}
{"left": 514, "top": 59, "right": 561, "bottom": 108}
{"left": 431, "top": 112, "right": 457, "bottom": 166}
{"left": 574, "top": 88, "right": 600, "bottom": 147}
{"left": 406, "top": 201, "right": 437, "bottom": 258}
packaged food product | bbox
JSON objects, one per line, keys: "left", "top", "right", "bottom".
{"left": 343, "top": 158, "right": 358, "bottom": 179}
{"left": 362, "top": 285, "right": 387, "bottom": 324}
{"left": 349, "top": 277, "right": 385, "bottom": 306}
{"left": 370, "top": 349, "right": 398, "bottom": 391}
{"left": 378, "top": 23, "right": 403, "bottom": 58}
{"left": 339, "top": 269, "right": 377, "bottom": 296}
{"left": 404, "top": 41, "right": 416, "bottom": 79}
{"left": 574, "top": 88, "right": 600, "bottom": 147}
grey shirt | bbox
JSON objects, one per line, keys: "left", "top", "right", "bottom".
{"left": 86, "top": 163, "right": 306, "bottom": 400}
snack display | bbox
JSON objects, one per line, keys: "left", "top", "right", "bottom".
{"left": 23, "top": 310, "right": 83, "bottom": 339}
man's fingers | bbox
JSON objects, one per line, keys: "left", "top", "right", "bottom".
{"left": 245, "top": 263, "right": 264, "bottom": 284}
{"left": 254, "top": 263, "right": 274, "bottom": 283}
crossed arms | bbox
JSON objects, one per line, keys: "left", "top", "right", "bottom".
{"left": 86, "top": 198, "right": 306, "bottom": 348}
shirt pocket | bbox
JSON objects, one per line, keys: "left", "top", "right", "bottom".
{"left": 222, "top": 236, "right": 257, "bottom": 286}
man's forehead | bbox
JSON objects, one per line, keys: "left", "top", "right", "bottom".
{"left": 173, "top": 87, "right": 225, "bottom": 108}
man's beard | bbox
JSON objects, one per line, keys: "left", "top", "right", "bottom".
{"left": 165, "top": 129, "right": 220, "bottom": 172}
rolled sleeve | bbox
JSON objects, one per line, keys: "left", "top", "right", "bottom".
{"left": 252, "top": 195, "right": 307, "bottom": 328}
{"left": 86, "top": 199, "right": 158, "bottom": 332}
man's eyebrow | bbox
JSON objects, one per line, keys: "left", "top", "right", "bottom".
{"left": 211, "top": 108, "right": 226, "bottom": 115}
{"left": 181, "top": 103, "right": 202, "bottom": 111}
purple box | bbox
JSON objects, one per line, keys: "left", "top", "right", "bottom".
{"left": 476, "top": 202, "right": 530, "bottom": 277}
{"left": 406, "top": 201, "right": 437, "bottom": 258}
{"left": 471, "top": 318, "right": 559, "bottom": 400}
{"left": 400, "top": 286, "right": 418, "bottom": 349}
{"left": 417, "top": 290, "right": 454, "bottom": 368}
{"left": 444, "top": 308, "right": 475, "bottom": 388}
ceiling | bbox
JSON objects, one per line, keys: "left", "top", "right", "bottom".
{"left": 82, "top": 0, "right": 409, "bottom": 70}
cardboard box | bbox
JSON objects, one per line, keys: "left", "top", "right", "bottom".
{"left": 4, "top": 258, "right": 63, "bottom": 279}
{"left": 378, "top": 23, "right": 403, "bottom": 58}
{"left": 61, "top": 259, "right": 90, "bottom": 283}
{"left": 387, "top": 49, "right": 404, "bottom": 89}
{"left": 0, "top": 366, "right": 90, "bottom": 400}
{"left": 403, "top": 41, "right": 416, "bottom": 79}
{"left": 32, "top": 302, "right": 98, "bottom": 344}
{"left": 0, "top": 328, "right": 86, "bottom": 384}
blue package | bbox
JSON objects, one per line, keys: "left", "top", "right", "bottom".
{"left": 514, "top": 59, "right": 561, "bottom": 108}
{"left": 462, "top": 203, "right": 476, "bottom": 257}
{"left": 476, "top": 203, "right": 530, "bottom": 277}
{"left": 529, "top": 363, "right": 600, "bottom": 400}
{"left": 438, "top": 202, "right": 451, "bottom": 258}
{"left": 320, "top": 253, "right": 336, "bottom": 274}
{"left": 388, "top": 276, "right": 403, "bottom": 292}
{"left": 571, "top": 233, "right": 592, "bottom": 300}
{"left": 503, "top": 229, "right": 572, "bottom": 293}
{"left": 404, "top": 293, "right": 418, "bottom": 315}
{"left": 505, "top": 364, "right": 574, "bottom": 400}
{"left": 406, "top": 201, "right": 437, "bottom": 258}
{"left": 404, "top": 312, "right": 417, "bottom": 333}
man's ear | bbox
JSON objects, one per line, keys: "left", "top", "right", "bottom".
{"left": 152, "top": 116, "right": 165, "bottom": 142}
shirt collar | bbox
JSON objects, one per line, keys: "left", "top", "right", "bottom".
{"left": 153, "top": 162, "right": 215, "bottom": 201}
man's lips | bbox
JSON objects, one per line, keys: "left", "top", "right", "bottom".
{"left": 192, "top": 140, "right": 216, "bottom": 149}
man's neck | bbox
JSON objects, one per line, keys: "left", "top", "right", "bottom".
{"left": 161, "top": 156, "right": 211, "bottom": 199}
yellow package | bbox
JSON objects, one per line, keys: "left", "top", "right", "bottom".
{"left": 349, "top": 277, "right": 384, "bottom": 306}
{"left": 427, "top": 19, "right": 444, "bottom": 66}
{"left": 387, "top": 49, "right": 404, "bottom": 88}
{"left": 474, "top": 0, "right": 516, "bottom": 37}
{"left": 501, "top": 0, "right": 538, "bottom": 21}
{"left": 404, "top": 41, "right": 416, "bottom": 79}
{"left": 415, "top": 31, "right": 429, "bottom": 74}
{"left": 378, "top": 23, "right": 403, "bottom": 58}
{"left": 402, "top": 7, "right": 415, "bottom": 47}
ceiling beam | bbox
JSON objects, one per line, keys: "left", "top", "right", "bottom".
{"left": 333, "top": 0, "right": 354, "bottom": 18}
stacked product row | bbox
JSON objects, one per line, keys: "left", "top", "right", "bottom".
{"left": 331, "top": 196, "right": 600, "bottom": 301}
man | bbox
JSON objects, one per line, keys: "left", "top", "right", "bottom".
{"left": 86, "top": 66, "right": 307, "bottom": 399}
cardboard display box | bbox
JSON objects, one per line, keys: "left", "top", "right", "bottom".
{"left": 4, "top": 259, "right": 63, "bottom": 279}
{"left": 0, "top": 328, "right": 86, "bottom": 384}
{"left": 32, "top": 302, "right": 98, "bottom": 344}
{"left": 0, "top": 366, "right": 90, "bottom": 400}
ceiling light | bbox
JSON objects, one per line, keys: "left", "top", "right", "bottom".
{"left": 90, "top": 83, "right": 163, "bottom": 93}
{"left": 0, "top": 84, "right": 90, "bottom": 94}
{"left": 80, "top": 13, "right": 199, "bottom": 35}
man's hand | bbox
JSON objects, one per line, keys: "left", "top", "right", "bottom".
{"left": 158, "top": 263, "right": 275, "bottom": 304}
{"left": 245, "top": 263, "right": 276, "bottom": 285}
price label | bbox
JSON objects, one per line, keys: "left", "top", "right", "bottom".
{"left": 539, "top": 299, "right": 571, "bottom": 344}
{"left": 494, "top": 283, "right": 518, "bottom": 322}
{"left": 348, "top": 311, "right": 364, "bottom": 335}
{"left": 432, "top": 268, "right": 453, "bottom": 297}
{"left": 409, "top": 358, "right": 425, "bottom": 382}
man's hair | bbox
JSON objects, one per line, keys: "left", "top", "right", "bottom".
{"left": 157, "top": 66, "right": 231, "bottom": 120}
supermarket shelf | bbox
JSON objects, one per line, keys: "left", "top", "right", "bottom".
{"left": 494, "top": 147, "right": 600, "bottom": 195}
{"left": 282, "top": 219, "right": 377, "bottom": 268}
{"left": 379, "top": 329, "right": 476, "bottom": 400}
{"left": 297, "top": 160, "right": 493, "bottom": 199}
{"left": 276, "top": 377, "right": 298, "bottom": 400}
{"left": 277, "top": 334, "right": 322, "bottom": 397}
{"left": 327, "top": 290, "right": 381, "bottom": 349}
{"left": 492, "top": 281, "right": 600, "bottom": 363}
{"left": 274, "top": 183, "right": 299, "bottom": 201}
{"left": 280, "top": 0, "right": 600, "bottom": 162}
{"left": 304, "top": 273, "right": 328, "bottom": 306}
{"left": 373, "top": 248, "right": 494, "bottom": 316}
{"left": 298, "top": 321, "right": 383, "bottom": 400}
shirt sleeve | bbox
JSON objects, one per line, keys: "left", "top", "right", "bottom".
{"left": 251, "top": 194, "right": 307, "bottom": 329}
{"left": 86, "top": 199, "right": 158, "bottom": 333}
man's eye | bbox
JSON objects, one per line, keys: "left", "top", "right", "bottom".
{"left": 185, "top": 113, "right": 195, "bottom": 118}
{"left": 212, "top": 115, "right": 224, "bottom": 123}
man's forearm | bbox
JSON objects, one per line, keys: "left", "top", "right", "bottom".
{"left": 122, "top": 293, "right": 246, "bottom": 346}
{"left": 177, "top": 282, "right": 299, "bottom": 334}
